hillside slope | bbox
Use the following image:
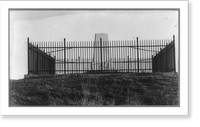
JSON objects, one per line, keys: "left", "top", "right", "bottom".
{"left": 10, "top": 72, "right": 179, "bottom": 106}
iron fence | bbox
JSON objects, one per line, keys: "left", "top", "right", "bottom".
{"left": 28, "top": 36, "right": 176, "bottom": 75}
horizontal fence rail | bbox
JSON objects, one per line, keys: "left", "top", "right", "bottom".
{"left": 27, "top": 36, "right": 176, "bottom": 75}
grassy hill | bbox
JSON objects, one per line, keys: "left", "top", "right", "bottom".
{"left": 9, "top": 72, "right": 179, "bottom": 106}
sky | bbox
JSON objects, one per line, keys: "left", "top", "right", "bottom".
{"left": 10, "top": 10, "right": 179, "bottom": 79}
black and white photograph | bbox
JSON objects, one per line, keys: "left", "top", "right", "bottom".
{"left": 9, "top": 8, "right": 180, "bottom": 107}
{"left": 0, "top": 0, "right": 189, "bottom": 117}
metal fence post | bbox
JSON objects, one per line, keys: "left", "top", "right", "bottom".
{"left": 173, "top": 35, "right": 176, "bottom": 72}
{"left": 127, "top": 55, "right": 129, "bottom": 73}
{"left": 160, "top": 48, "right": 162, "bottom": 72}
{"left": 36, "top": 44, "right": 39, "bottom": 74}
{"left": 54, "top": 56, "right": 56, "bottom": 74}
{"left": 64, "top": 38, "right": 66, "bottom": 75}
{"left": 100, "top": 38, "right": 103, "bottom": 73}
{"left": 137, "top": 37, "right": 139, "bottom": 74}
{"left": 152, "top": 55, "right": 154, "bottom": 73}
{"left": 91, "top": 62, "right": 92, "bottom": 71}
{"left": 27, "top": 37, "right": 29, "bottom": 75}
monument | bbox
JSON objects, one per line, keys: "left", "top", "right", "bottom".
{"left": 92, "top": 33, "right": 110, "bottom": 71}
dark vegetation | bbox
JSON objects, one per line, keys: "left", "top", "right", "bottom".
{"left": 9, "top": 72, "right": 179, "bottom": 106}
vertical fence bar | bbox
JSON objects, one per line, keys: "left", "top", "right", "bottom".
{"left": 116, "top": 41, "right": 118, "bottom": 72}
{"left": 60, "top": 41, "right": 62, "bottom": 74}
{"left": 78, "top": 56, "right": 80, "bottom": 73}
{"left": 57, "top": 41, "right": 59, "bottom": 74}
{"left": 55, "top": 41, "right": 57, "bottom": 74}
{"left": 117, "top": 41, "right": 119, "bottom": 72}
{"left": 46, "top": 41, "right": 48, "bottom": 74}
{"left": 58, "top": 41, "right": 60, "bottom": 74}
{"left": 42, "top": 42, "right": 48, "bottom": 74}
{"left": 152, "top": 40, "right": 154, "bottom": 72}
{"left": 119, "top": 40, "right": 121, "bottom": 72}
{"left": 64, "top": 38, "right": 66, "bottom": 75}
{"left": 119, "top": 40, "right": 120, "bottom": 72}
{"left": 40, "top": 42, "right": 42, "bottom": 74}
{"left": 132, "top": 40, "right": 134, "bottom": 73}
{"left": 81, "top": 41, "right": 83, "bottom": 73}
{"left": 42, "top": 42, "right": 44, "bottom": 74}
{"left": 151, "top": 40, "right": 152, "bottom": 72}
{"left": 145, "top": 40, "right": 147, "bottom": 72}
{"left": 59, "top": 41, "right": 64, "bottom": 74}
{"left": 36, "top": 44, "right": 39, "bottom": 74}
{"left": 66, "top": 41, "right": 68, "bottom": 74}
{"left": 27, "top": 37, "right": 29, "bottom": 75}
{"left": 134, "top": 40, "right": 136, "bottom": 73}
{"left": 100, "top": 38, "right": 102, "bottom": 73}
{"left": 111, "top": 41, "right": 113, "bottom": 71}
{"left": 165, "top": 39, "right": 168, "bottom": 72}
{"left": 42, "top": 42, "right": 43, "bottom": 74}
{"left": 147, "top": 40, "right": 149, "bottom": 72}
{"left": 154, "top": 40, "right": 156, "bottom": 72}
{"left": 72, "top": 41, "right": 74, "bottom": 74}
{"left": 94, "top": 40, "right": 96, "bottom": 73}
{"left": 173, "top": 35, "right": 176, "bottom": 72}
{"left": 150, "top": 40, "right": 152, "bottom": 72}
{"left": 86, "top": 42, "right": 87, "bottom": 73}
{"left": 115, "top": 41, "right": 117, "bottom": 72}
{"left": 162, "top": 39, "right": 164, "bottom": 72}
{"left": 82, "top": 57, "right": 84, "bottom": 73}
{"left": 128, "top": 40, "right": 133, "bottom": 72}
{"left": 53, "top": 41, "right": 55, "bottom": 74}
{"left": 113, "top": 41, "right": 114, "bottom": 72}
{"left": 90, "top": 41, "right": 92, "bottom": 71}
{"left": 128, "top": 55, "right": 129, "bottom": 73}
{"left": 160, "top": 40, "right": 162, "bottom": 72}
{"left": 137, "top": 37, "right": 139, "bottom": 74}
{"left": 140, "top": 40, "right": 142, "bottom": 72}
{"left": 103, "top": 40, "right": 104, "bottom": 73}
{"left": 141, "top": 40, "right": 143, "bottom": 72}
{"left": 128, "top": 40, "right": 130, "bottom": 72}
{"left": 78, "top": 41, "right": 80, "bottom": 73}
{"left": 147, "top": 40, "right": 148, "bottom": 72}
{"left": 122, "top": 41, "right": 124, "bottom": 73}
{"left": 125, "top": 41, "right": 126, "bottom": 73}
{"left": 110, "top": 40, "right": 111, "bottom": 72}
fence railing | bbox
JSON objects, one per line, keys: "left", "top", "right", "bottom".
{"left": 28, "top": 38, "right": 55, "bottom": 74}
{"left": 152, "top": 35, "right": 176, "bottom": 72}
{"left": 27, "top": 36, "right": 175, "bottom": 75}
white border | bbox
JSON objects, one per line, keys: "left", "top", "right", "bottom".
{"left": 0, "top": 1, "right": 188, "bottom": 115}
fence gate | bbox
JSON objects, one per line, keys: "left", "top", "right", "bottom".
{"left": 27, "top": 35, "right": 176, "bottom": 75}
